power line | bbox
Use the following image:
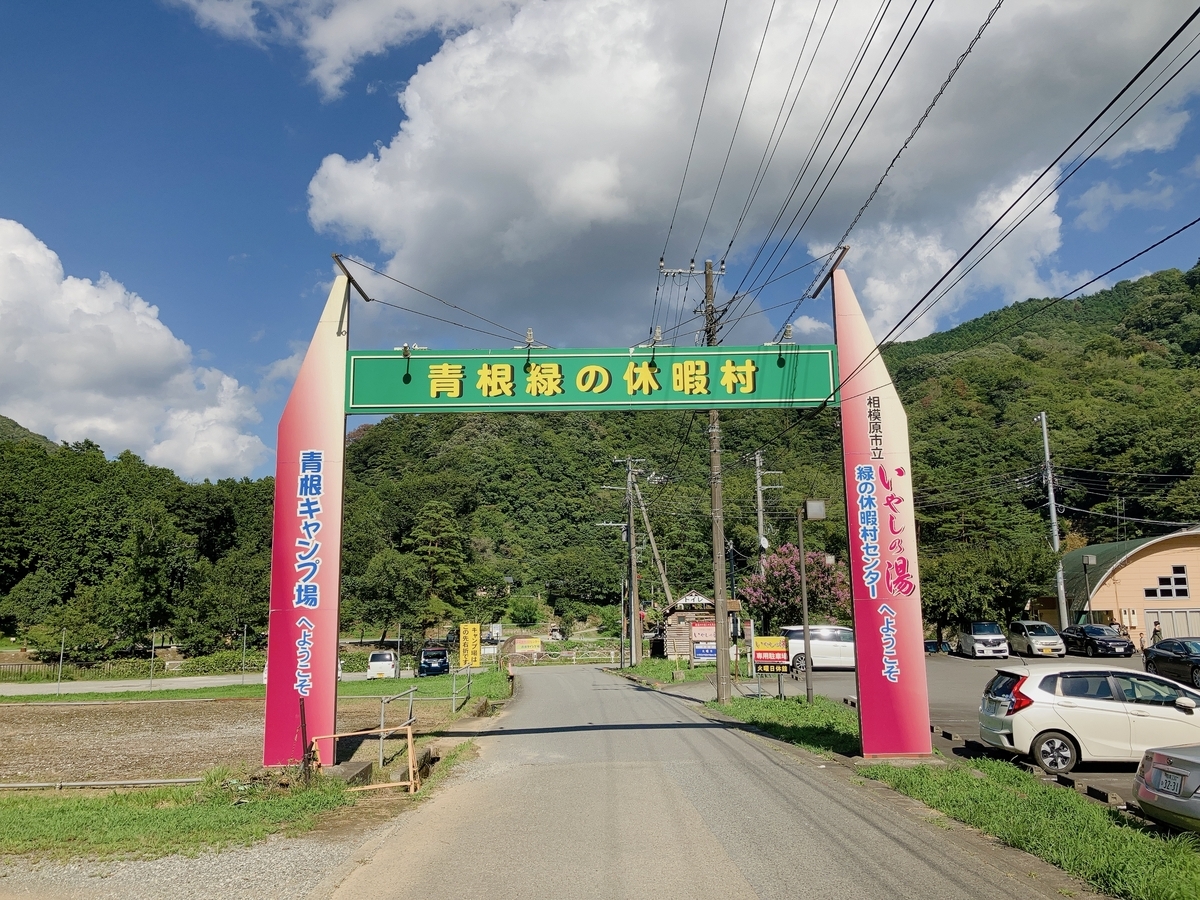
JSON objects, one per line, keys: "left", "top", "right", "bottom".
{"left": 771, "top": 0, "right": 1007, "bottom": 337}
{"left": 337, "top": 255, "right": 529, "bottom": 344}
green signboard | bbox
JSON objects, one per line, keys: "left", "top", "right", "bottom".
{"left": 346, "top": 345, "right": 837, "bottom": 415}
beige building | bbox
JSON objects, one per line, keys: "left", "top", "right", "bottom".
{"left": 1031, "top": 528, "right": 1200, "bottom": 646}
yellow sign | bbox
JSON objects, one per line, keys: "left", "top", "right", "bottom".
{"left": 753, "top": 636, "right": 789, "bottom": 672}
{"left": 513, "top": 638, "right": 543, "bottom": 654}
{"left": 459, "top": 623, "right": 481, "bottom": 669}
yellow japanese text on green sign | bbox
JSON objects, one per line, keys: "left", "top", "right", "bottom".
{"left": 345, "top": 346, "right": 837, "bottom": 414}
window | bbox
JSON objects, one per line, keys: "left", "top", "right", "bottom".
{"left": 1039, "top": 674, "right": 1059, "bottom": 694}
{"left": 1059, "top": 674, "right": 1117, "bottom": 701}
{"left": 1114, "top": 673, "right": 1184, "bottom": 706}
{"left": 1157, "top": 640, "right": 1182, "bottom": 654}
{"left": 1147, "top": 565, "right": 1189, "bottom": 598}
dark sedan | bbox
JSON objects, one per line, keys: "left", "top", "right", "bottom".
{"left": 1146, "top": 638, "right": 1200, "bottom": 689}
{"left": 1061, "top": 624, "right": 1135, "bottom": 658}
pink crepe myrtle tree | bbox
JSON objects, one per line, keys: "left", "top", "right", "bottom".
{"left": 738, "top": 543, "right": 851, "bottom": 636}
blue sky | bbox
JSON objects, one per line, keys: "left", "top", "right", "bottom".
{"left": 1, "top": 1, "right": 1198, "bottom": 479}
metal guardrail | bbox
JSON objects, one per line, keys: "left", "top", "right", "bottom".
{"left": 504, "top": 649, "right": 619, "bottom": 666}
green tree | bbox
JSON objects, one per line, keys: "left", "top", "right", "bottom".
{"left": 509, "top": 596, "right": 541, "bottom": 628}
{"left": 406, "top": 500, "right": 470, "bottom": 615}
{"left": 344, "top": 549, "right": 432, "bottom": 642}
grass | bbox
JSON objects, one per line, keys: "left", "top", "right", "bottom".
{"left": 864, "top": 758, "right": 1200, "bottom": 900}
{"left": 620, "top": 658, "right": 756, "bottom": 683}
{"left": 0, "top": 768, "right": 352, "bottom": 860}
{"left": 0, "top": 669, "right": 512, "bottom": 705}
{"left": 708, "top": 695, "right": 862, "bottom": 757}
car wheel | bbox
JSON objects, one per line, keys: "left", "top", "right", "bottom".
{"left": 1085, "top": 645, "right": 1095, "bottom": 658}
{"left": 791, "top": 653, "right": 807, "bottom": 673}
{"left": 1033, "top": 731, "right": 1078, "bottom": 774}
{"left": 1146, "top": 660, "right": 1158, "bottom": 675}
{"left": 1192, "top": 668, "right": 1200, "bottom": 690}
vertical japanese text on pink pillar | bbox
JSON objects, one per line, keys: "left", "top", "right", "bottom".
{"left": 293, "top": 450, "right": 324, "bottom": 696}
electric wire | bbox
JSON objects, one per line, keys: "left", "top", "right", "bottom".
{"left": 337, "top": 255, "right": 529, "bottom": 344}
{"left": 832, "top": 4, "right": 1200, "bottom": 391}
{"left": 770, "top": 0, "right": 1007, "bottom": 337}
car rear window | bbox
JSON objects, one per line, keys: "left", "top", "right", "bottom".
{"left": 369, "top": 652, "right": 393, "bottom": 663}
{"left": 423, "top": 649, "right": 447, "bottom": 660}
{"left": 986, "top": 673, "right": 1021, "bottom": 698}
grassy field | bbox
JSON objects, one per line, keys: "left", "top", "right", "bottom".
{"left": 0, "top": 769, "right": 352, "bottom": 860}
{"left": 0, "top": 670, "right": 512, "bottom": 706}
{"left": 708, "top": 696, "right": 862, "bottom": 756}
{"left": 865, "top": 759, "right": 1200, "bottom": 900}
{"left": 620, "top": 658, "right": 756, "bottom": 683}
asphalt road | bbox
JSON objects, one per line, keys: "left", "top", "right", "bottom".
{"left": 322, "top": 665, "right": 1099, "bottom": 900}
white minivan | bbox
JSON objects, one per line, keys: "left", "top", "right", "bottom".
{"left": 779, "top": 625, "right": 856, "bottom": 672}
{"left": 366, "top": 650, "right": 398, "bottom": 679}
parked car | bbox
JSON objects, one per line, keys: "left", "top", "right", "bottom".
{"left": 957, "top": 621, "right": 1009, "bottom": 659}
{"left": 1009, "top": 620, "right": 1066, "bottom": 658}
{"left": 1134, "top": 743, "right": 1200, "bottom": 832}
{"left": 1060, "top": 623, "right": 1135, "bottom": 658}
{"left": 366, "top": 650, "right": 398, "bottom": 679}
{"left": 417, "top": 645, "right": 450, "bottom": 677}
{"left": 1145, "top": 638, "right": 1200, "bottom": 688}
{"left": 978, "top": 662, "right": 1200, "bottom": 773}
{"left": 482, "top": 631, "right": 500, "bottom": 645}
{"left": 924, "top": 640, "right": 953, "bottom": 653}
{"left": 779, "top": 625, "right": 856, "bottom": 671}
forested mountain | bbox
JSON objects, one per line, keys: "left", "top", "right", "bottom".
{"left": 3, "top": 260, "right": 1199, "bottom": 657}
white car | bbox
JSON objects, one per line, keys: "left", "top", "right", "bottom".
{"left": 366, "top": 650, "right": 398, "bottom": 679}
{"left": 958, "top": 621, "right": 1009, "bottom": 658}
{"left": 779, "top": 625, "right": 856, "bottom": 672}
{"left": 978, "top": 662, "right": 1200, "bottom": 773}
{"left": 1008, "top": 620, "right": 1066, "bottom": 658}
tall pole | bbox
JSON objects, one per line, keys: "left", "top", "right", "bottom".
{"left": 1038, "top": 412, "right": 1070, "bottom": 629}
{"left": 241, "top": 624, "right": 248, "bottom": 686}
{"left": 634, "top": 482, "right": 674, "bottom": 607}
{"left": 705, "top": 259, "right": 732, "bottom": 704}
{"left": 148, "top": 627, "right": 156, "bottom": 690}
{"left": 619, "top": 577, "right": 627, "bottom": 668}
{"left": 797, "top": 509, "right": 814, "bottom": 704}
{"left": 56, "top": 628, "right": 65, "bottom": 697}
{"left": 755, "top": 450, "right": 767, "bottom": 576}
{"left": 625, "top": 458, "right": 642, "bottom": 665}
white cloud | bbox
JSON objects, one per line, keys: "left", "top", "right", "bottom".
{"left": 0, "top": 219, "right": 269, "bottom": 480}
{"left": 1072, "top": 174, "right": 1175, "bottom": 231}
{"left": 793, "top": 315, "right": 831, "bottom": 337}
{"left": 183, "top": 1, "right": 1200, "bottom": 345}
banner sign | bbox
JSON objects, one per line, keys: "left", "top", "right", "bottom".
{"left": 833, "top": 270, "right": 931, "bottom": 757}
{"left": 346, "top": 345, "right": 836, "bottom": 415}
{"left": 264, "top": 277, "right": 348, "bottom": 768}
{"left": 690, "top": 621, "right": 717, "bottom": 642}
{"left": 459, "top": 623, "right": 481, "bottom": 669}
{"left": 513, "top": 638, "right": 543, "bottom": 654}
{"left": 752, "top": 636, "right": 789, "bottom": 673}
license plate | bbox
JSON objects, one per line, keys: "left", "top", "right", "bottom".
{"left": 984, "top": 698, "right": 999, "bottom": 715}
{"left": 1040, "top": 647, "right": 1053, "bottom": 654}
{"left": 1158, "top": 770, "right": 1183, "bottom": 795}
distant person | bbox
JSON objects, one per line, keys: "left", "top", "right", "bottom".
{"left": 1151, "top": 621, "right": 1163, "bottom": 645}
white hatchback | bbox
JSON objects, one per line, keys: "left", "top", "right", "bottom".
{"left": 958, "top": 621, "right": 1009, "bottom": 658}
{"left": 978, "top": 662, "right": 1200, "bottom": 773}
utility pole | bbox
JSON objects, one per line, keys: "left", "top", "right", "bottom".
{"left": 1037, "top": 412, "right": 1070, "bottom": 629}
{"left": 621, "top": 456, "right": 644, "bottom": 665}
{"left": 753, "top": 450, "right": 783, "bottom": 576}
{"left": 704, "top": 259, "right": 732, "bottom": 704}
{"left": 633, "top": 482, "right": 674, "bottom": 607}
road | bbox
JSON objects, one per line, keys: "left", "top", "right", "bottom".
{"left": 321, "top": 665, "right": 1098, "bottom": 900}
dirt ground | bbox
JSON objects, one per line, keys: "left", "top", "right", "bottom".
{"left": 0, "top": 698, "right": 459, "bottom": 783}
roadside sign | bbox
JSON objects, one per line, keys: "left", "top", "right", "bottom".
{"left": 514, "top": 638, "right": 542, "bottom": 654}
{"left": 690, "top": 621, "right": 716, "bottom": 642}
{"left": 459, "top": 623, "right": 481, "bottom": 669}
{"left": 753, "top": 636, "right": 789, "bottom": 674}
{"left": 693, "top": 642, "right": 717, "bottom": 661}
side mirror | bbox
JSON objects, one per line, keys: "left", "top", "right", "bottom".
{"left": 1176, "top": 696, "right": 1196, "bottom": 713}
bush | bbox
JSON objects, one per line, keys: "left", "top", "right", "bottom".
{"left": 179, "top": 649, "right": 265, "bottom": 676}
{"left": 597, "top": 605, "right": 620, "bottom": 636}
{"left": 509, "top": 597, "right": 541, "bottom": 628}
{"left": 339, "top": 650, "right": 369, "bottom": 673}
